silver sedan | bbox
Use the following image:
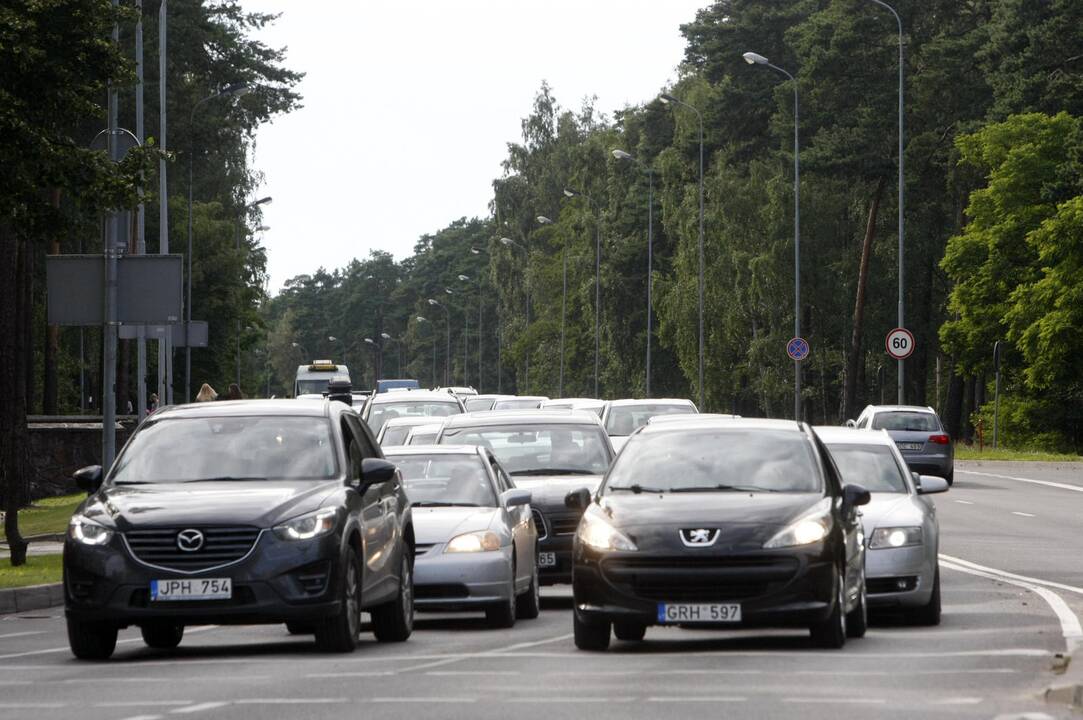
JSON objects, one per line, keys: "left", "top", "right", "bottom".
{"left": 382, "top": 445, "right": 540, "bottom": 628}
{"left": 815, "top": 426, "right": 948, "bottom": 625}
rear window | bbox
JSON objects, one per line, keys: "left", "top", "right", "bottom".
{"left": 606, "top": 403, "right": 695, "bottom": 436}
{"left": 492, "top": 398, "right": 544, "bottom": 410}
{"left": 385, "top": 454, "right": 496, "bottom": 507}
{"left": 872, "top": 412, "right": 939, "bottom": 432}
{"left": 465, "top": 398, "right": 494, "bottom": 411}
{"left": 380, "top": 425, "right": 411, "bottom": 446}
{"left": 368, "top": 400, "right": 461, "bottom": 434}
{"left": 826, "top": 444, "right": 909, "bottom": 493}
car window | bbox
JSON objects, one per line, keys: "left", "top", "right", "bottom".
{"left": 110, "top": 416, "right": 338, "bottom": 482}
{"left": 492, "top": 398, "right": 544, "bottom": 410}
{"left": 385, "top": 454, "right": 497, "bottom": 507}
{"left": 490, "top": 456, "right": 512, "bottom": 491}
{"left": 406, "top": 431, "right": 438, "bottom": 445}
{"left": 465, "top": 398, "right": 492, "bottom": 411}
{"left": 855, "top": 416, "right": 869, "bottom": 429}
{"left": 605, "top": 403, "right": 695, "bottom": 436}
{"left": 440, "top": 424, "right": 611, "bottom": 476}
{"left": 368, "top": 400, "right": 462, "bottom": 435}
{"left": 826, "top": 443, "right": 909, "bottom": 493}
{"left": 604, "top": 429, "right": 822, "bottom": 494}
{"left": 346, "top": 414, "right": 380, "bottom": 458}
{"left": 872, "top": 412, "right": 939, "bottom": 432}
{"left": 381, "top": 425, "right": 411, "bottom": 446}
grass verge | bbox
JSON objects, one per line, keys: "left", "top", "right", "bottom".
{"left": 0, "top": 493, "right": 83, "bottom": 542}
{"left": 955, "top": 445, "right": 1082, "bottom": 462}
{"left": 0, "top": 553, "right": 62, "bottom": 589}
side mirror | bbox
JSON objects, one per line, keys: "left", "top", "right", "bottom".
{"left": 564, "top": 487, "right": 591, "bottom": 510}
{"left": 845, "top": 419, "right": 857, "bottom": 428}
{"left": 501, "top": 488, "right": 531, "bottom": 508}
{"left": 358, "top": 458, "right": 396, "bottom": 490}
{"left": 917, "top": 475, "right": 949, "bottom": 494}
{"left": 73, "top": 465, "right": 103, "bottom": 493}
{"left": 842, "top": 483, "right": 871, "bottom": 514}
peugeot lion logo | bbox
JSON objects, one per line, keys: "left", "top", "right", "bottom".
{"left": 680, "top": 528, "right": 720, "bottom": 547}
{"left": 176, "top": 529, "right": 205, "bottom": 552}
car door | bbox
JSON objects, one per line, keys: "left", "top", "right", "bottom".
{"left": 490, "top": 451, "right": 532, "bottom": 588}
{"left": 343, "top": 415, "right": 395, "bottom": 598}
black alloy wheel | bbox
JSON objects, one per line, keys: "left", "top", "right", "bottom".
{"left": 573, "top": 610, "right": 611, "bottom": 651}
{"left": 515, "top": 554, "right": 541, "bottom": 620}
{"left": 846, "top": 579, "right": 868, "bottom": 638}
{"left": 810, "top": 571, "right": 847, "bottom": 649}
{"left": 141, "top": 622, "right": 184, "bottom": 649}
{"left": 911, "top": 567, "right": 942, "bottom": 626}
{"left": 315, "top": 546, "right": 362, "bottom": 652}
{"left": 613, "top": 622, "right": 647, "bottom": 642}
{"left": 372, "top": 549, "right": 414, "bottom": 642}
{"left": 67, "top": 617, "right": 118, "bottom": 660}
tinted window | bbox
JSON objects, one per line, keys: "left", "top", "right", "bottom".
{"left": 385, "top": 454, "right": 496, "bottom": 506}
{"left": 368, "top": 400, "right": 462, "bottom": 434}
{"left": 826, "top": 444, "right": 908, "bottom": 493}
{"left": 296, "top": 378, "right": 331, "bottom": 395}
{"left": 605, "top": 429, "right": 821, "bottom": 493}
{"left": 492, "top": 399, "right": 544, "bottom": 410}
{"left": 406, "top": 431, "right": 438, "bottom": 445}
{"left": 872, "top": 412, "right": 939, "bottom": 432}
{"left": 381, "top": 426, "right": 411, "bottom": 446}
{"left": 465, "top": 398, "right": 494, "bottom": 411}
{"left": 110, "top": 416, "right": 338, "bottom": 483}
{"left": 606, "top": 403, "right": 695, "bottom": 436}
{"left": 440, "top": 424, "right": 610, "bottom": 476}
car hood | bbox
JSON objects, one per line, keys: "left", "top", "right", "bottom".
{"left": 84, "top": 481, "right": 340, "bottom": 531}
{"left": 859, "top": 493, "right": 927, "bottom": 531}
{"left": 510, "top": 475, "right": 603, "bottom": 509}
{"left": 412, "top": 506, "right": 502, "bottom": 545}
{"left": 597, "top": 492, "right": 824, "bottom": 552}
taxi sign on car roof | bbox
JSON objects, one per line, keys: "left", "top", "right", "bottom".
{"left": 308, "top": 360, "right": 338, "bottom": 371}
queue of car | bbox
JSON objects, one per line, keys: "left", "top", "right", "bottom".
{"left": 63, "top": 371, "right": 955, "bottom": 660}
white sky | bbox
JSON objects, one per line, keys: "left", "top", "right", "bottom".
{"left": 244, "top": 0, "right": 709, "bottom": 292}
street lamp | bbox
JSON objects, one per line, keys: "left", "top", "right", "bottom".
{"left": 187, "top": 81, "right": 250, "bottom": 402}
{"left": 500, "top": 236, "right": 531, "bottom": 392}
{"left": 444, "top": 286, "right": 468, "bottom": 386}
{"left": 743, "top": 50, "right": 802, "bottom": 421}
{"left": 363, "top": 337, "right": 381, "bottom": 386}
{"left": 416, "top": 316, "right": 437, "bottom": 388}
{"left": 427, "top": 298, "right": 450, "bottom": 386}
{"left": 535, "top": 214, "right": 566, "bottom": 397}
{"left": 659, "top": 92, "right": 705, "bottom": 411}
{"left": 611, "top": 149, "right": 656, "bottom": 398}
{"left": 866, "top": 0, "right": 906, "bottom": 404}
{"left": 562, "top": 188, "right": 601, "bottom": 398}
{"left": 458, "top": 274, "right": 483, "bottom": 390}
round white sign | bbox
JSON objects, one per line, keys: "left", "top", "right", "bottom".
{"left": 885, "top": 327, "right": 915, "bottom": 360}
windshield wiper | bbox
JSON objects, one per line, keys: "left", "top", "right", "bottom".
{"left": 510, "top": 468, "right": 596, "bottom": 476}
{"left": 608, "top": 484, "right": 667, "bottom": 494}
{"left": 411, "top": 501, "right": 483, "bottom": 508}
{"left": 112, "top": 480, "right": 153, "bottom": 485}
{"left": 671, "top": 484, "right": 781, "bottom": 493}
{"left": 184, "top": 476, "right": 268, "bottom": 482}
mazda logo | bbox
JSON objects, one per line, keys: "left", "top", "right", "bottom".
{"left": 680, "top": 528, "right": 719, "bottom": 547}
{"left": 176, "top": 529, "right": 205, "bottom": 552}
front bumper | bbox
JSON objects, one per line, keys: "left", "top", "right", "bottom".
{"left": 572, "top": 544, "right": 837, "bottom": 628}
{"left": 63, "top": 531, "right": 344, "bottom": 627}
{"left": 413, "top": 544, "right": 513, "bottom": 611}
{"left": 865, "top": 544, "right": 935, "bottom": 608}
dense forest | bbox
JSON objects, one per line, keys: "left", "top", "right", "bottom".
{"left": 265, "top": 0, "right": 1083, "bottom": 451}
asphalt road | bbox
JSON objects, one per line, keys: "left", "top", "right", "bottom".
{"left": 0, "top": 460, "right": 1080, "bottom": 720}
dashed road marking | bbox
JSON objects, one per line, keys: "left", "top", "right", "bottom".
{"left": 1011, "top": 511, "right": 1036, "bottom": 518}
{"left": 372, "top": 697, "right": 477, "bottom": 703}
{"left": 933, "top": 697, "right": 984, "bottom": 705}
{"left": 782, "top": 697, "right": 886, "bottom": 704}
{"left": 954, "top": 499, "right": 974, "bottom": 505}
{"left": 647, "top": 697, "right": 746, "bottom": 702}
{"left": 957, "top": 469, "right": 1083, "bottom": 493}
{"left": 170, "top": 702, "right": 228, "bottom": 714}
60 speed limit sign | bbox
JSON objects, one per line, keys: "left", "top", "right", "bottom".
{"left": 885, "top": 327, "right": 915, "bottom": 360}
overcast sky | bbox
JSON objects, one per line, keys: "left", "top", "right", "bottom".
{"left": 244, "top": 0, "right": 709, "bottom": 293}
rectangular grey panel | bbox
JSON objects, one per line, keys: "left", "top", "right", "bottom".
{"left": 46, "top": 256, "right": 103, "bottom": 325}
{"left": 117, "top": 255, "right": 183, "bottom": 324}
{"left": 119, "top": 320, "right": 208, "bottom": 347}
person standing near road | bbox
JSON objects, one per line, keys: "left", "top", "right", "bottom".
{"left": 195, "top": 383, "right": 218, "bottom": 402}
{"left": 148, "top": 393, "right": 159, "bottom": 413}
{"left": 226, "top": 383, "right": 244, "bottom": 400}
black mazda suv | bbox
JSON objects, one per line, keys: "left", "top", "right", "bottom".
{"left": 570, "top": 417, "right": 870, "bottom": 651}
{"left": 64, "top": 399, "right": 414, "bottom": 659}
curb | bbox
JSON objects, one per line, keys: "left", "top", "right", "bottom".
{"left": 1045, "top": 648, "right": 1083, "bottom": 710}
{"left": 0, "top": 583, "right": 64, "bottom": 615}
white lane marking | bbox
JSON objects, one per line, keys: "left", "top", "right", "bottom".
{"left": 792, "top": 669, "right": 1015, "bottom": 676}
{"left": 170, "top": 702, "right": 228, "bottom": 714}
{"left": 648, "top": 697, "right": 746, "bottom": 703}
{"left": 657, "top": 669, "right": 762, "bottom": 675}
{"left": 0, "top": 624, "right": 219, "bottom": 661}
{"left": 426, "top": 670, "right": 520, "bottom": 676}
{"left": 394, "top": 632, "right": 574, "bottom": 673}
{"left": 486, "top": 632, "right": 574, "bottom": 653}
{"left": 305, "top": 671, "right": 394, "bottom": 678}
{"left": 954, "top": 500, "right": 974, "bottom": 505}
{"left": 933, "top": 697, "right": 984, "bottom": 705}
{"left": 941, "top": 560, "right": 1083, "bottom": 653}
{"left": 957, "top": 469, "right": 1083, "bottom": 493}
{"left": 96, "top": 702, "right": 193, "bottom": 708}
{"left": 941, "top": 554, "right": 1083, "bottom": 597}
{"left": 234, "top": 699, "right": 348, "bottom": 705}
{"left": 1012, "top": 511, "right": 1037, "bottom": 518}
{"left": 0, "top": 631, "right": 44, "bottom": 640}
{"left": 372, "top": 697, "right": 476, "bottom": 703}
{"left": 782, "top": 698, "right": 886, "bottom": 704}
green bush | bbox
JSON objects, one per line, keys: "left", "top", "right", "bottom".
{"left": 972, "top": 395, "right": 1071, "bottom": 452}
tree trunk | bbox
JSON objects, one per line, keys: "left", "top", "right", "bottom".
{"left": 43, "top": 190, "right": 60, "bottom": 415}
{"left": 1, "top": 218, "right": 31, "bottom": 566}
{"left": 943, "top": 366, "right": 965, "bottom": 439}
{"left": 843, "top": 177, "right": 886, "bottom": 420}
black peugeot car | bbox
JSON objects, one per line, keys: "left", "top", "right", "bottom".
{"left": 570, "top": 417, "right": 870, "bottom": 651}
{"left": 63, "top": 399, "right": 415, "bottom": 659}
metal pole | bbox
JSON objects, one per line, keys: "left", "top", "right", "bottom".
{"left": 135, "top": 0, "right": 147, "bottom": 422}
{"left": 235, "top": 220, "right": 241, "bottom": 388}
{"left": 559, "top": 245, "right": 566, "bottom": 397}
{"left": 444, "top": 311, "right": 450, "bottom": 386}
{"left": 646, "top": 168, "right": 653, "bottom": 398}
{"left": 186, "top": 128, "right": 193, "bottom": 403}
{"left": 431, "top": 334, "right": 436, "bottom": 388}
{"left": 993, "top": 341, "right": 1002, "bottom": 448}
{"left": 497, "top": 319, "right": 502, "bottom": 394}
{"left": 103, "top": 0, "right": 120, "bottom": 468}
{"left": 697, "top": 112, "right": 705, "bottom": 412}
{"left": 463, "top": 313, "right": 468, "bottom": 386}
{"left": 478, "top": 295, "right": 483, "bottom": 392}
{"left": 158, "top": 0, "right": 170, "bottom": 406}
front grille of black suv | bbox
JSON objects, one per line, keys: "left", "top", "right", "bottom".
{"left": 124, "top": 526, "right": 262, "bottom": 573}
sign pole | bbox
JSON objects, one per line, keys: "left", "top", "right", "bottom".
{"left": 103, "top": 0, "right": 121, "bottom": 470}
{"left": 993, "top": 341, "right": 1002, "bottom": 449}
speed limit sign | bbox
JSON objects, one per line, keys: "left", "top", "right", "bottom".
{"left": 885, "top": 327, "right": 915, "bottom": 360}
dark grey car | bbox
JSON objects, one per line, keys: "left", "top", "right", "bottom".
{"left": 848, "top": 405, "right": 954, "bottom": 485}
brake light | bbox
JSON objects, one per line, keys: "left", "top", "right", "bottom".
{"left": 928, "top": 434, "right": 950, "bottom": 445}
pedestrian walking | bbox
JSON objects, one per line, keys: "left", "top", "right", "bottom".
{"left": 195, "top": 383, "right": 218, "bottom": 402}
{"left": 148, "top": 393, "right": 159, "bottom": 413}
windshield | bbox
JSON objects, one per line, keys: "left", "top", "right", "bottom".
{"left": 440, "top": 424, "right": 611, "bottom": 475}
{"left": 465, "top": 398, "right": 495, "bottom": 411}
{"left": 368, "top": 400, "right": 462, "bottom": 434}
{"left": 110, "top": 416, "right": 338, "bottom": 483}
{"left": 604, "top": 429, "right": 821, "bottom": 494}
{"left": 872, "top": 412, "right": 940, "bottom": 432}
{"left": 380, "top": 425, "right": 412, "bottom": 446}
{"left": 492, "top": 398, "right": 544, "bottom": 410}
{"left": 296, "top": 378, "right": 331, "bottom": 395}
{"left": 827, "top": 444, "right": 909, "bottom": 493}
{"left": 606, "top": 403, "right": 695, "bottom": 435}
{"left": 385, "top": 454, "right": 497, "bottom": 507}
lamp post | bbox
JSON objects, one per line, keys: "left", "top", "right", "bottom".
{"left": 993, "top": 341, "right": 1003, "bottom": 449}
{"left": 743, "top": 51, "right": 802, "bottom": 421}
{"left": 187, "top": 81, "right": 250, "bottom": 402}
{"left": 562, "top": 188, "right": 601, "bottom": 398}
{"left": 235, "top": 196, "right": 271, "bottom": 389}
{"left": 867, "top": 0, "right": 906, "bottom": 404}
{"left": 380, "top": 332, "right": 404, "bottom": 378}
{"left": 427, "top": 298, "right": 450, "bottom": 386}
{"left": 659, "top": 93, "right": 705, "bottom": 410}
{"left": 610, "top": 150, "right": 655, "bottom": 398}
{"left": 443, "top": 287, "right": 466, "bottom": 385}
{"left": 535, "top": 214, "right": 565, "bottom": 397}
{"left": 416, "top": 316, "right": 436, "bottom": 388}
{"left": 499, "top": 237, "right": 531, "bottom": 393}
{"left": 363, "top": 337, "right": 381, "bottom": 386}
{"left": 458, "top": 274, "right": 482, "bottom": 390}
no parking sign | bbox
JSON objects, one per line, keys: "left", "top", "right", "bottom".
{"left": 787, "top": 337, "right": 810, "bottom": 362}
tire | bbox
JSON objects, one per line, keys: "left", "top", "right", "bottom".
{"left": 486, "top": 571, "right": 517, "bottom": 629}
{"left": 371, "top": 550, "right": 414, "bottom": 643}
{"left": 285, "top": 621, "right": 313, "bottom": 635}
{"left": 846, "top": 581, "right": 868, "bottom": 639}
{"left": 314, "top": 546, "right": 362, "bottom": 653}
{"left": 613, "top": 622, "right": 647, "bottom": 642}
{"left": 910, "top": 567, "right": 942, "bottom": 626}
{"left": 573, "top": 610, "right": 610, "bottom": 651}
{"left": 810, "top": 572, "right": 847, "bottom": 649}
{"left": 515, "top": 558, "right": 541, "bottom": 620}
{"left": 945, "top": 471, "right": 954, "bottom": 487}
{"left": 141, "top": 622, "right": 184, "bottom": 649}
{"left": 67, "top": 616, "right": 117, "bottom": 660}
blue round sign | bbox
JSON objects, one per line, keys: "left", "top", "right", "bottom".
{"left": 787, "top": 337, "right": 810, "bottom": 362}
